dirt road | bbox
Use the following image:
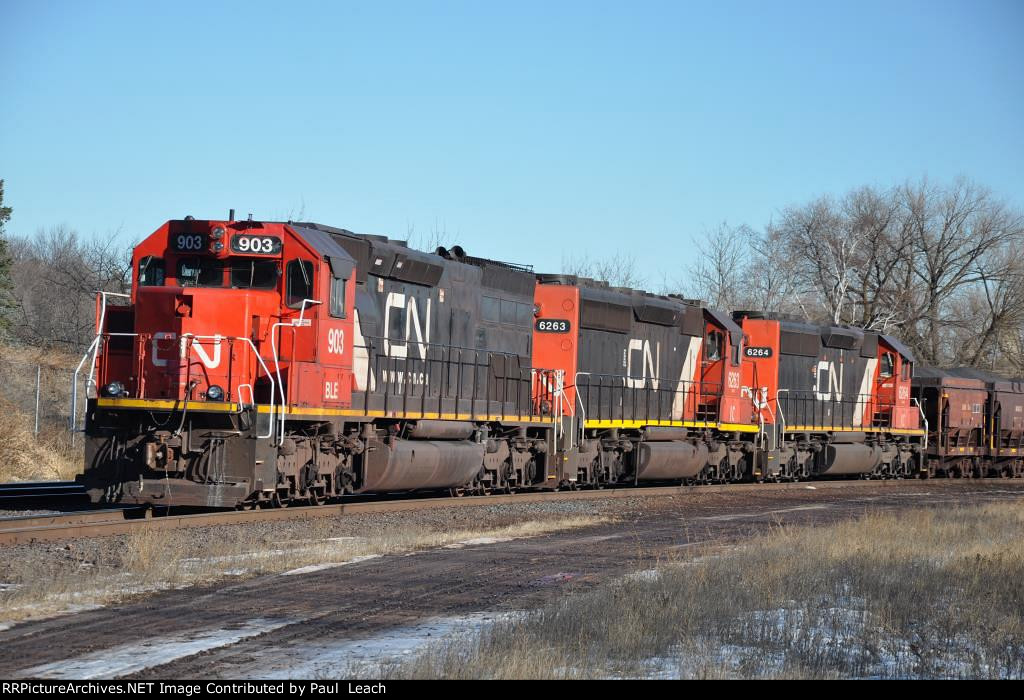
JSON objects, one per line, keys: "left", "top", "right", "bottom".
{"left": 2, "top": 480, "right": 1021, "bottom": 679}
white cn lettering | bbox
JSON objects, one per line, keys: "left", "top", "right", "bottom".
{"left": 625, "top": 338, "right": 660, "bottom": 390}
{"left": 152, "top": 332, "right": 176, "bottom": 368}
{"left": 191, "top": 336, "right": 222, "bottom": 369}
{"left": 815, "top": 360, "right": 843, "bottom": 401}
{"left": 383, "top": 292, "right": 431, "bottom": 360}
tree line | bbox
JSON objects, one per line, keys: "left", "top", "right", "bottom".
{"left": 682, "top": 177, "right": 1024, "bottom": 372}
{"left": 1, "top": 176, "right": 1022, "bottom": 372}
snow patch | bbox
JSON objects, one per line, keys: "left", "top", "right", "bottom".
{"left": 282, "top": 555, "right": 381, "bottom": 576}
{"left": 443, "top": 536, "right": 513, "bottom": 549}
{"left": 18, "top": 617, "right": 302, "bottom": 679}
{"left": 248, "top": 612, "right": 521, "bottom": 680}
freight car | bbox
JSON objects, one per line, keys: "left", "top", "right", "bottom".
{"left": 912, "top": 367, "right": 1024, "bottom": 478}
{"left": 72, "top": 215, "right": 1015, "bottom": 509}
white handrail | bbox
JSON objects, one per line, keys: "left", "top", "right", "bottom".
{"left": 70, "top": 335, "right": 101, "bottom": 433}
{"left": 85, "top": 292, "right": 131, "bottom": 397}
{"left": 911, "top": 397, "right": 928, "bottom": 449}
{"left": 271, "top": 298, "right": 322, "bottom": 445}
{"left": 181, "top": 334, "right": 276, "bottom": 439}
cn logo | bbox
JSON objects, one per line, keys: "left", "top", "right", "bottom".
{"left": 383, "top": 292, "right": 431, "bottom": 360}
{"left": 327, "top": 328, "right": 345, "bottom": 355}
{"left": 151, "top": 332, "right": 222, "bottom": 369}
{"left": 624, "top": 338, "right": 660, "bottom": 390}
{"left": 815, "top": 360, "right": 843, "bottom": 401}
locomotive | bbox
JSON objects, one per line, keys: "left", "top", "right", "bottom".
{"left": 75, "top": 214, "right": 1016, "bottom": 510}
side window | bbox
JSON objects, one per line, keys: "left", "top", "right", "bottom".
{"left": 901, "top": 360, "right": 911, "bottom": 380}
{"left": 731, "top": 342, "right": 740, "bottom": 367}
{"left": 285, "top": 259, "right": 315, "bottom": 309}
{"left": 500, "top": 299, "right": 518, "bottom": 324}
{"left": 329, "top": 278, "right": 346, "bottom": 318}
{"left": 517, "top": 302, "right": 533, "bottom": 326}
{"left": 482, "top": 296, "right": 500, "bottom": 322}
{"left": 138, "top": 256, "right": 164, "bottom": 287}
{"left": 880, "top": 352, "right": 895, "bottom": 378}
{"left": 705, "top": 330, "right": 723, "bottom": 361}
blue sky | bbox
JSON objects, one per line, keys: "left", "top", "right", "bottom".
{"left": 2, "top": 0, "right": 1022, "bottom": 282}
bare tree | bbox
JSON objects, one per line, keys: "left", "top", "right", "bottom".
{"left": 680, "top": 223, "right": 753, "bottom": 309}
{"left": 898, "top": 177, "right": 1023, "bottom": 365}
{"left": 562, "top": 251, "right": 644, "bottom": 289}
{"left": 8, "top": 227, "right": 132, "bottom": 350}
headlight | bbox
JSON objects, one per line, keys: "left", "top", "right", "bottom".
{"left": 103, "top": 381, "right": 126, "bottom": 397}
{"left": 211, "top": 226, "right": 225, "bottom": 240}
{"left": 206, "top": 384, "right": 224, "bottom": 401}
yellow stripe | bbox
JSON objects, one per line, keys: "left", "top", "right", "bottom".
{"left": 97, "top": 398, "right": 555, "bottom": 424}
{"left": 785, "top": 425, "right": 925, "bottom": 436}
{"left": 254, "top": 406, "right": 553, "bottom": 423}
{"left": 583, "top": 419, "right": 760, "bottom": 433}
{"left": 97, "top": 398, "right": 240, "bottom": 412}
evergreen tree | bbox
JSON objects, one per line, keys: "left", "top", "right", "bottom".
{"left": 0, "top": 180, "right": 15, "bottom": 334}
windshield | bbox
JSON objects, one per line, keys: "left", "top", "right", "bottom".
{"left": 176, "top": 258, "right": 224, "bottom": 287}
{"left": 230, "top": 259, "right": 279, "bottom": 289}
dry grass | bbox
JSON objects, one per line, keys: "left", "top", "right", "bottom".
{"left": 368, "top": 501, "right": 1024, "bottom": 679}
{"left": 0, "top": 514, "right": 608, "bottom": 625}
{"left": 0, "top": 342, "right": 81, "bottom": 482}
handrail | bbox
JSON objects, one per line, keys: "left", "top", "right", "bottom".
{"left": 179, "top": 333, "right": 276, "bottom": 439}
{"left": 271, "top": 298, "right": 321, "bottom": 445}
{"left": 70, "top": 335, "right": 100, "bottom": 434}
{"left": 71, "top": 291, "right": 132, "bottom": 434}
{"left": 911, "top": 397, "right": 928, "bottom": 449}
{"left": 775, "top": 388, "right": 789, "bottom": 439}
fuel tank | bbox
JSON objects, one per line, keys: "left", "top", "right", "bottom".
{"left": 816, "top": 443, "right": 882, "bottom": 475}
{"left": 634, "top": 440, "right": 709, "bottom": 480}
{"left": 360, "top": 438, "right": 485, "bottom": 491}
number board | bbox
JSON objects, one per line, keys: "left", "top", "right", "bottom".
{"left": 172, "top": 233, "right": 207, "bottom": 251}
{"left": 744, "top": 346, "right": 773, "bottom": 358}
{"left": 231, "top": 235, "right": 283, "bottom": 255}
{"left": 535, "top": 319, "right": 571, "bottom": 333}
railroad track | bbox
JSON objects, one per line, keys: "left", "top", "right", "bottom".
{"left": 0, "top": 480, "right": 87, "bottom": 504}
{"left": 2, "top": 478, "right": 1016, "bottom": 547}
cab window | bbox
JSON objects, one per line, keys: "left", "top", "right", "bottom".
{"left": 230, "top": 259, "right": 278, "bottom": 290}
{"left": 329, "top": 278, "right": 346, "bottom": 318}
{"left": 177, "top": 258, "right": 223, "bottom": 287}
{"left": 901, "top": 360, "right": 911, "bottom": 380}
{"left": 138, "top": 256, "right": 164, "bottom": 287}
{"left": 880, "top": 352, "right": 895, "bottom": 378}
{"left": 705, "top": 330, "right": 723, "bottom": 361}
{"left": 285, "top": 259, "right": 315, "bottom": 308}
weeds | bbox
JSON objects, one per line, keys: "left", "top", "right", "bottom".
{"left": 368, "top": 502, "right": 1024, "bottom": 679}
